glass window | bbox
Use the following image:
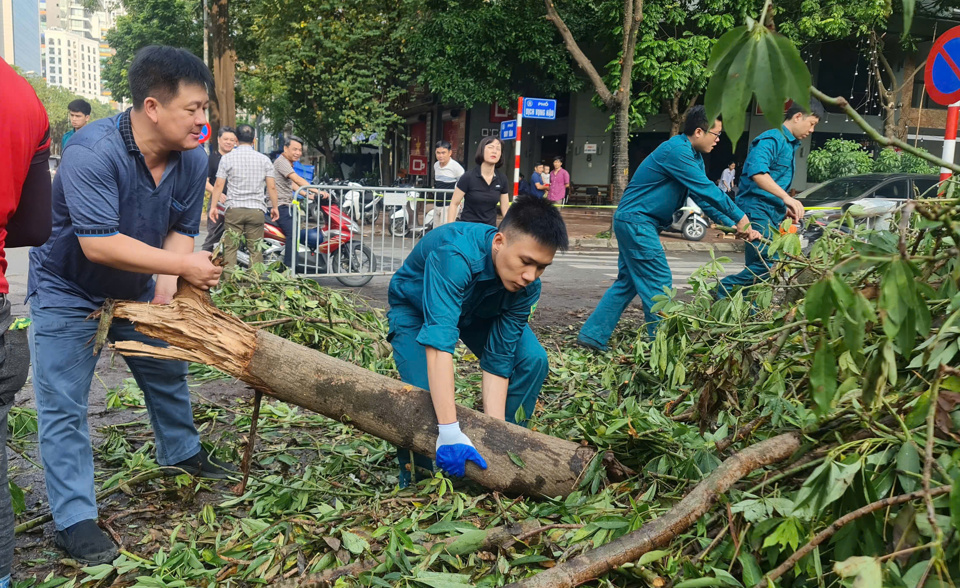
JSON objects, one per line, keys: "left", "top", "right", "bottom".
{"left": 913, "top": 178, "right": 940, "bottom": 198}
{"left": 873, "top": 180, "right": 910, "bottom": 199}
{"left": 798, "top": 177, "right": 885, "bottom": 207}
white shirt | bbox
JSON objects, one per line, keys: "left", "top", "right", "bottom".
{"left": 434, "top": 159, "right": 465, "bottom": 187}
{"left": 720, "top": 168, "right": 736, "bottom": 191}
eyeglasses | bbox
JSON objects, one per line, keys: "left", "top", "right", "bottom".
{"left": 707, "top": 130, "right": 722, "bottom": 139}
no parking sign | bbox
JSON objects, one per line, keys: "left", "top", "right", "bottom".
{"left": 198, "top": 123, "right": 211, "bottom": 144}
{"left": 924, "top": 26, "right": 960, "bottom": 183}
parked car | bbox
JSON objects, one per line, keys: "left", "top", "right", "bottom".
{"left": 797, "top": 173, "right": 941, "bottom": 252}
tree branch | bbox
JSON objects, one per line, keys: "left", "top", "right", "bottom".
{"left": 811, "top": 86, "right": 960, "bottom": 174}
{"left": 505, "top": 432, "right": 802, "bottom": 588}
{"left": 753, "top": 485, "right": 952, "bottom": 588}
{"left": 543, "top": 0, "right": 615, "bottom": 106}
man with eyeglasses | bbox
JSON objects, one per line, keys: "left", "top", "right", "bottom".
{"left": 578, "top": 106, "right": 762, "bottom": 346}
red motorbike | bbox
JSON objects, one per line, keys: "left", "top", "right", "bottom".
{"left": 215, "top": 194, "right": 377, "bottom": 287}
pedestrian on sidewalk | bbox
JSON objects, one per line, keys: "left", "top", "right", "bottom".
{"left": 62, "top": 99, "right": 91, "bottom": 152}
{"left": 577, "top": 106, "right": 762, "bottom": 347}
{"left": 1, "top": 58, "right": 54, "bottom": 588}
{"left": 210, "top": 124, "right": 279, "bottom": 269}
{"left": 201, "top": 126, "right": 236, "bottom": 252}
{"left": 716, "top": 98, "right": 823, "bottom": 297}
{"left": 546, "top": 157, "right": 569, "bottom": 203}
{"left": 447, "top": 136, "right": 510, "bottom": 226}
{"left": 432, "top": 140, "right": 464, "bottom": 228}
{"left": 719, "top": 162, "right": 737, "bottom": 197}
{"left": 27, "top": 46, "right": 229, "bottom": 566}
{"left": 531, "top": 164, "right": 547, "bottom": 198}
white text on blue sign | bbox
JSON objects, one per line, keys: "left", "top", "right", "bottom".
{"left": 522, "top": 98, "right": 557, "bottom": 120}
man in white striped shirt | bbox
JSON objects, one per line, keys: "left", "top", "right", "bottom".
{"left": 210, "top": 124, "right": 279, "bottom": 268}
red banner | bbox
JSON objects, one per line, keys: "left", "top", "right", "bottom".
{"left": 409, "top": 121, "right": 428, "bottom": 176}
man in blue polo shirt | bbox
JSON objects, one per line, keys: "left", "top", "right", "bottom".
{"left": 388, "top": 195, "right": 567, "bottom": 487}
{"left": 27, "top": 45, "right": 225, "bottom": 565}
{"left": 578, "top": 106, "right": 762, "bottom": 347}
{"left": 717, "top": 99, "right": 824, "bottom": 297}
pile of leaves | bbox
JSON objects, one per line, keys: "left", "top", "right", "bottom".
{"left": 10, "top": 198, "right": 960, "bottom": 587}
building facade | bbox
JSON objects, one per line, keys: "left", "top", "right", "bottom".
{"left": 44, "top": 27, "right": 101, "bottom": 101}
{"left": 0, "top": 0, "right": 42, "bottom": 74}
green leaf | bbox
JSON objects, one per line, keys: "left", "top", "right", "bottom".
{"left": 8, "top": 480, "right": 25, "bottom": 515}
{"left": 674, "top": 579, "right": 725, "bottom": 588}
{"left": 638, "top": 550, "right": 671, "bottom": 566}
{"left": 804, "top": 279, "right": 835, "bottom": 325}
{"left": 771, "top": 33, "right": 811, "bottom": 112}
{"left": 896, "top": 443, "right": 921, "bottom": 493}
{"left": 949, "top": 474, "right": 960, "bottom": 533}
{"left": 445, "top": 530, "right": 489, "bottom": 556}
{"left": 508, "top": 451, "right": 526, "bottom": 469}
{"left": 739, "top": 553, "right": 763, "bottom": 586}
{"left": 811, "top": 340, "right": 838, "bottom": 416}
{"left": 341, "top": 530, "right": 369, "bottom": 555}
{"left": 719, "top": 40, "right": 755, "bottom": 145}
{"left": 902, "top": 0, "right": 915, "bottom": 34}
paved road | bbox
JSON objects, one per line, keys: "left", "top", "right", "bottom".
{"left": 550, "top": 250, "right": 743, "bottom": 290}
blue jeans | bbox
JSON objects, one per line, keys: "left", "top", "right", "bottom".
{"left": 28, "top": 305, "right": 201, "bottom": 530}
{"left": 579, "top": 217, "right": 673, "bottom": 345}
{"left": 717, "top": 208, "right": 780, "bottom": 297}
{"left": 388, "top": 306, "right": 549, "bottom": 485}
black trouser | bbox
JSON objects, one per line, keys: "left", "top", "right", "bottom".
{"left": 0, "top": 299, "right": 31, "bottom": 579}
{"left": 275, "top": 205, "right": 294, "bottom": 267}
{"left": 201, "top": 214, "right": 225, "bottom": 253}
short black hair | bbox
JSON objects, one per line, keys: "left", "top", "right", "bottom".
{"left": 283, "top": 135, "right": 303, "bottom": 148}
{"left": 553, "top": 156, "right": 563, "bottom": 164}
{"left": 785, "top": 97, "right": 825, "bottom": 121}
{"left": 218, "top": 125, "right": 236, "bottom": 137}
{"left": 235, "top": 124, "right": 255, "bottom": 143}
{"left": 683, "top": 106, "right": 718, "bottom": 136}
{"left": 128, "top": 45, "right": 212, "bottom": 110}
{"left": 475, "top": 136, "right": 503, "bottom": 168}
{"left": 435, "top": 140, "right": 452, "bottom": 151}
{"left": 499, "top": 194, "right": 569, "bottom": 252}
{"left": 68, "top": 99, "right": 91, "bottom": 115}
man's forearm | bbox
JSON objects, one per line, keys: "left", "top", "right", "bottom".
{"left": 751, "top": 173, "right": 790, "bottom": 200}
{"left": 426, "top": 347, "right": 458, "bottom": 425}
{"left": 78, "top": 234, "right": 186, "bottom": 276}
{"left": 268, "top": 187, "right": 279, "bottom": 209}
{"left": 480, "top": 371, "right": 509, "bottom": 420}
{"left": 154, "top": 231, "right": 196, "bottom": 301}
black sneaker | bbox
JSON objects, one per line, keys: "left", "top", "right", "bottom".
{"left": 164, "top": 448, "right": 238, "bottom": 480}
{"left": 54, "top": 520, "right": 119, "bottom": 565}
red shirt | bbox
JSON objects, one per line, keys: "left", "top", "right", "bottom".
{"left": 0, "top": 61, "right": 50, "bottom": 293}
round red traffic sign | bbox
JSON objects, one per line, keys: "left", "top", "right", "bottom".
{"left": 925, "top": 26, "right": 960, "bottom": 106}
{"left": 198, "top": 123, "right": 211, "bottom": 144}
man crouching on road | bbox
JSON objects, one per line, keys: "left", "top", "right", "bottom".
{"left": 27, "top": 45, "right": 229, "bottom": 565}
{"left": 387, "top": 195, "right": 568, "bottom": 487}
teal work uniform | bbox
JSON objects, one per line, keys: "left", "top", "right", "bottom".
{"left": 61, "top": 129, "right": 75, "bottom": 152}
{"left": 717, "top": 126, "right": 799, "bottom": 296}
{"left": 579, "top": 134, "right": 745, "bottom": 344}
{"left": 387, "top": 222, "right": 548, "bottom": 485}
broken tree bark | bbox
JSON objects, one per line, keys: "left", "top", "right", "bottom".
{"left": 108, "top": 282, "right": 601, "bottom": 498}
{"left": 504, "top": 432, "right": 802, "bottom": 588}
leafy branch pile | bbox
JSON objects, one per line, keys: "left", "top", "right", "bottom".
{"left": 12, "top": 200, "right": 960, "bottom": 587}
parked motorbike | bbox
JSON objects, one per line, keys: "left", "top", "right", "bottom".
{"left": 337, "top": 178, "right": 384, "bottom": 225}
{"left": 660, "top": 197, "right": 709, "bottom": 241}
{"left": 387, "top": 179, "right": 440, "bottom": 237}
{"left": 214, "top": 195, "right": 378, "bottom": 287}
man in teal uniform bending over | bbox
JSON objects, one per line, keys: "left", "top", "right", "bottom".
{"left": 388, "top": 195, "right": 568, "bottom": 487}
{"left": 578, "top": 106, "right": 762, "bottom": 348}
{"left": 717, "top": 98, "right": 823, "bottom": 297}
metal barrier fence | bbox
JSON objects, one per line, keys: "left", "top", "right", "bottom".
{"left": 289, "top": 184, "right": 456, "bottom": 286}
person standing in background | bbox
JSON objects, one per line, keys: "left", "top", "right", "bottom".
{"left": 447, "top": 137, "right": 510, "bottom": 226}
{"left": 719, "top": 162, "right": 737, "bottom": 197}
{"left": 201, "top": 126, "right": 236, "bottom": 252}
{"left": 1, "top": 58, "right": 54, "bottom": 588}
{"left": 531, "top": 164, "right": 546, "bottom": 198}
{"left": 273, "top": 136, "right": 324, "bottom": 267}
{"left": 432, "top": 141, "right": 464, "bottom": 227}
{"left": 61, "top": 99, "right": 92, "bottom": 152}
{"left": 546, "top": 157, "right": 569, "bottom": 203}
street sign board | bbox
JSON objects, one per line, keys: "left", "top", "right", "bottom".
{"left": 925, "top": 26, "right": 960, "bottom": 106}
{"left": 198, "top": 123, "right": 211, "bottom": 144}
{"left": 500, "top": 120, "right": 517, "bottom": 141}
{"left": 522, "top": 98, "right": 557, "bottom": 120}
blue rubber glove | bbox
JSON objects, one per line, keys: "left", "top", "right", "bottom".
{"left": 435, "top": 422, "right": 487, "bottom": 477}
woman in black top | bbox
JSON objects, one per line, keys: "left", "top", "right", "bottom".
{"left": 447, "top": 136, "right": 510, "bottom": 226}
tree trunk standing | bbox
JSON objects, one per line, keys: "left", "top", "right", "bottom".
{"left": 544, "top": 0, "right": 643, "bottom": 205}
{"left": 210, "top": 0, "right": 236, "bottom": 129}
{"left": 106, "top": 283, "right": 609, "bottom": 498}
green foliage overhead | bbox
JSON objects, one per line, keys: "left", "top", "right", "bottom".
{"left": 808, "top": 139, "right": 937, "bottom": 182}
{"left": 101, "top": 0, "right": 204, "bottom": 102}
{"left": 240, "top": 0, "right": 411, "bottom": 151}
{"left": 403, "top": 0, "right": 588, "bottom": 108}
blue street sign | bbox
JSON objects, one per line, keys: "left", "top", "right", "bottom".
{"left": 500, "top": 120, "right": 517, "bottom": 141}
{"left": 522, "top": 98, "right": 557, "bottom": 120}
{"left": 925, "top": 26, "right": 960, "bottom": 106}
{"left": 198, "top": 123, "right": 211, "bottom": 144}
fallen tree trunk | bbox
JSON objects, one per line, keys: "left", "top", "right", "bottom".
{"left": 504, "top": 432, "right": 802, "bottom": 588}
{"left": 107, "top": 283, "right": 600, "bottom": 497}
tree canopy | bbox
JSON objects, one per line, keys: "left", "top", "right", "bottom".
{"left": 23, "top": 72, "right": 117, "bottom": 153}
